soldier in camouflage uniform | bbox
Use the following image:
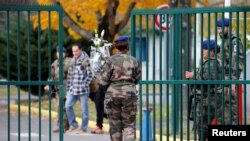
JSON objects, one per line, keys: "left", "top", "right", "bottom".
{"left": 185, "top": 40, "right": 222, "bottom": 141}
{"left": 44, "top": 46, "right": 71, "bottom": 132}
{"left": 216, "top": 18, "right": 244, "bottom": 125}
{"left": 99, "top": 36, "right": 141, "bottom": 141}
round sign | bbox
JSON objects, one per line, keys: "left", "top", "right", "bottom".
{"left": 154, "top": 4, "right": 172, "bottom": 31}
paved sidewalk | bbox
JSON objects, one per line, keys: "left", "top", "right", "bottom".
{"left": 0, "top": 95, "right": 38, "bottom": 106}
{"left": 0, "top": 110, "right": 110, "bottom": 141}
{"left": 0, "top": 90, "right": 111, "bottom": 141}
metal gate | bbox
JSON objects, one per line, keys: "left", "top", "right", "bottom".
{"left": 0, "top": 5, "right": 64, "bottom": 141}
{"left": 130, "top": 6, "right": 250, "bottom": 141}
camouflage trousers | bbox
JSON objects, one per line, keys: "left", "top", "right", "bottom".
{"left": 55, "top": 91, "right": 70, "bottom": 130}
{"left": 104, "top": 95, "right": 137, "bottom": 141}
{"left": 217, "top": 87, "right": 239, "bottom": 125}
{"left": 196, "top": 94, "right": 222, "bottom": 141}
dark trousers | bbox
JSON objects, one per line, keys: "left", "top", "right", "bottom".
{"left": 92, "top": 86, "right": 107, "bottom": 129}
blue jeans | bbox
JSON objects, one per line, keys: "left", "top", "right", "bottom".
{"left": 65, "top": 94, "right": 89, "bottom": 131}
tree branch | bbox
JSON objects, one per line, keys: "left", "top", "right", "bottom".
{"left": 95, "top": 10, "right": 103, "bottom": 25}
{"left": 108, "top": 0, "right": 119, "bottom": 35}
{"left": 96, "top": 9, "right": 110, "bottom": 40}
{"left": 54, "top": 0, "right": 93, "bottom": 40}
{"left": 115, "top": 1, "right": 136, "bottom": 33}
{"left": 169, "top": 0, "right": 178, "bottom": 8}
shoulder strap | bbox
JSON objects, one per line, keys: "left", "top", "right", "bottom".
{"left": 202, "top": 57, "right": 216, "bottom": 64}
{"left": 206, "top": 57, "right": 221, "bottom": 65}
{"left": 231, "top": 35, "right": 238, "bottom": 42}
{"left": 82, "top": 57, "right": 88, "bottom": 68}
{"left": 229, "top": 35, "right": 242, "bottom": 53}
{"left": 103, "top": 57, "right": 112, "bottom": 67}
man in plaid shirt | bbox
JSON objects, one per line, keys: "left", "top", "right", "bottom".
{"left": 65, "top": 44, "right": 93, "bottom": 134}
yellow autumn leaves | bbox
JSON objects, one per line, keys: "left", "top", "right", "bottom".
{"left": 32, "top": 0, "right": 169, "bottom": 39}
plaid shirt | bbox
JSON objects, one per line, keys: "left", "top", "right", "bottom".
{"left": 67, "top": 52, "right": 93, "bottom": 95}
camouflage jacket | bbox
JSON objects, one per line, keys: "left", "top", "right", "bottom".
{"left": 50, "top": 57, "right": 72, "bottom": 88}
{"left": 219, "top": 34, "right": 244, "bottom": 80}
{"left": 99, "top": 53, "right": 141, "bottom": 97}
{"left": 192, "top": 57, "right": 222, "bottom": 97}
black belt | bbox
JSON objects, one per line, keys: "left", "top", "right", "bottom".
{"left": 111, "top": 80, "right": 134, "bottom": 84}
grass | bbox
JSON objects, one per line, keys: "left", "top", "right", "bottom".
{"left": 18, "top": 98, "right": 179, "bottom": 139}
{"left": 19, "top": 97, "right": 198, "bottom": 139}
{"left": 19, "top": 97, "right": 109, "bottom": 124}
{"left": 0, "top": 84, "right": 171, "bottom": 124}
{"left": 141, "top": 84, "right": 172, "bottom": 92}
{"left": 137, "top": 103, "right": 171, "bottom": 122}
{"left": 19, "top": 97, "right": 171, "bottom": 124}
{"left": 0, "top": 85, "right": 28, "bottom": 96}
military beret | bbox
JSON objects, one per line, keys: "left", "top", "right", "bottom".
{"left": 202, "top": 40, "right": 216, "bottom": 49}
{"left": 56, "top": 46, "right": 67, "bottom": 52}
{"left": 217, "top": 18, "right": 230, "bottom": 27}
{"left": 202, "top": 40, "right": 220, "bottom": 53}
{"left": 114, "top": 36, "right": 129, "bottom": 43}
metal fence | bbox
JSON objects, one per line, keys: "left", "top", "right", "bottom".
{"left": 0, "top": 5, "right": 64, "bottom": 141}
{"left": 131, "top": 6, "right": 250, "bottom": 141}
{"left": 1, "top": 4, "right": 250, "bottom": 141}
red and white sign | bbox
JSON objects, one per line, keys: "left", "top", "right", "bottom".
{"left": 154, "top": 4, "right": 172, "bottom": 31}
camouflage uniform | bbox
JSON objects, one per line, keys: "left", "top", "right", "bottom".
{"left": 218, "top": 34, "right": 244, "bottom": 125}
{"left": 100, "top": 53, "right": 141, "bottom": 141}
{"left": 51, "top": 57, "right": 72, "bottom": 130}
{"left": 193, "top": 56, "right": 223, "bottom": 141}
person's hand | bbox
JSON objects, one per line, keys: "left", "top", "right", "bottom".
{"left": 185, "top": 71, "right": 193, "bottom": 79}
{"left": 231, "top": 84, "right": 236, "bottom": 95}
{"left": 44, "top": 85, "right": 49, "bottom": 91}
{"left": 225, "top": 84, "right": 237, "bottom": 96}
